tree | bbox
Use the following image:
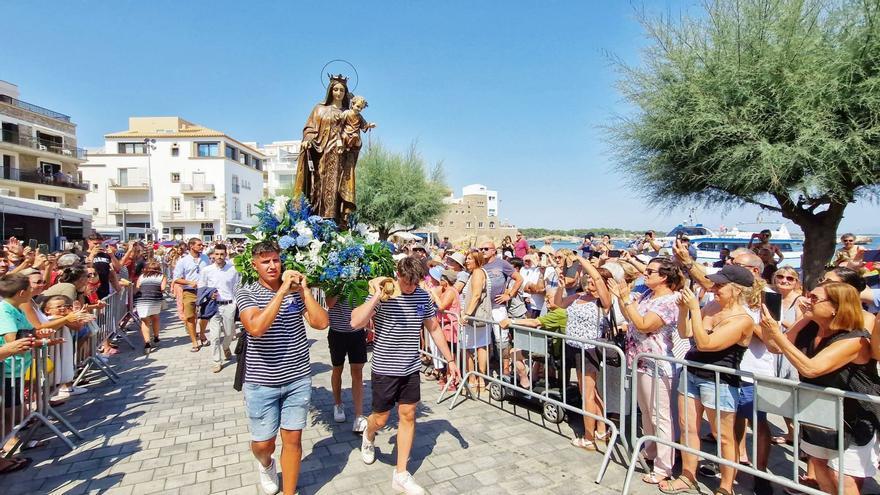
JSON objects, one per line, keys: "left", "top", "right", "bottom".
{"left": 356, "top": 142, "right": 448, "bottom": 240}
{"left": 610, "top": 0, "right": 880, "bottom": 287}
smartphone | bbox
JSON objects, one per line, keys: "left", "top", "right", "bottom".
{"left": 608, "top": 249, "right": 622, "bottom": 258}
{"left": 765, "top": 291, "right": 783, "bottom": 322}
{"left": 28, "top": 239, "right": 38, "bottom": 250}
{"left": 38, "top": 243, "right": 49, "bottom": 253}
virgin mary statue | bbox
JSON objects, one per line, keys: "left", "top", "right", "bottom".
{"left": 293, "top": 74, "right": 355, "bottom": 228}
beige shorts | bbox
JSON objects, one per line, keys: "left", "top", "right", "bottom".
{"left": 181, "top": 290, "right": 197, "bottom": 319}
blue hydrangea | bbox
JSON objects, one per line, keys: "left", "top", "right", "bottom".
{"left": 295, "top": 235, "right": 310, "bottom": 248}
{"left": 278, "top": 235, "right": 295, "bottom": 250}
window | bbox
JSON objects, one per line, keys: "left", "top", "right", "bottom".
{"left": 118, "top": 142, "right": 146, "bottom": 154}
{"left": 232, "top": 175, "right": 240, "bottom": 194}
{"left": 254, "top": 158, "right": 262, "bottom": 170}
{"left": 225, "top": 145, "right": 238, "bottom": 161}
{"left": 93, "top": 208, "right": 99, "bottom": 215}
{"left": 197, "top": 142, "right": 219, "bottom": 157}
{"left": 478, "top": 221, "right": 484, "bottom": 228}
{"left": 170, "top": 172, "right": 180, "bottom": 183}
{"left": 93, "top": 183, "right": 99, "bottom": 191}
{"left": 232, "top": 198, "right": 241, "bottom": 220}
{"left": 38, "top": 195, "right": 58, "bottom": 202}
{"left": 449, "top": 221, "right": 454, "bottom": 226}
{"left": 171, "top": 146, "right": 179, "bottom": 157}
{"left": 489, "top": 221, "right": 495, "bottom": 228}
{"left": 466, "top": 222, "right": 472, "bottom": 229}
{"left": 171, "top": 197, "right": 181, "bottom": 212}
{"left": 240, "top": 153, "right": 249, "bottom": 165}
{"left": 246, "top": 203, "right": 252, "bottom": 216}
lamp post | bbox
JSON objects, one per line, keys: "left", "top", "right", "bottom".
{"left": 143, "top": 138, "right": 156, "bottom": 241}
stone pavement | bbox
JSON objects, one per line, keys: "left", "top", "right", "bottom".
{"left": 5, "top": 306, "right": 837, "bottom": 495}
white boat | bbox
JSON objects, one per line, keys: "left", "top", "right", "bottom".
{"left": 658, "top": 223, "right": 803, "bottom": 269}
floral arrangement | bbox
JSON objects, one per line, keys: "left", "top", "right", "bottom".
{"left": 233, "top": 195, "right": 395, "bottom": 306}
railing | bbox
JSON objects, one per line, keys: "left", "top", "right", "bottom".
{"left": 181, "top": 183, "right": 215, "bottom": 193}
{"left": 109, "top": 173, "right": 150, "bottom": 188}
{"left": 0, "top": 166, "right": 90, "bottom": 191}
{"left": 0, "top": 94, "right": 72, "bottom": 122}
{"left": 160, "top": 208, "right": 217, "bottom": 221}
{"left": 108, "top": 202, "right": 152, "bottom": 213}
{"left": 0, "top": 129, "right": 87, "bottom": 159}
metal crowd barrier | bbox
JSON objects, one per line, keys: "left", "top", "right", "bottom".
{"left": 418, "top": 311, "right": 462, "bottom": 404}
{"left": 1, "top": 340, "right": 83, "bottom": 457}
{"left": 74, "top": 291, "right": 123, "bottom": 387}
{"left": 622, "top": 353, "right": 879, "bottom": 495}
{"left": 449, "top": 315, "right": 628, "bottom": 483}
{"left": 112, "top": 287, "right": 138, "bottom": 350}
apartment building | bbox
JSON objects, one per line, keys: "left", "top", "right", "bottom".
{"left": 434, "top": 183, "right": 517, "bottom": 245}
{"left": 80, "top": 117, "right": 265, "bottom": 241}
{"left": 0, "top": 80, "right": 89, "bottom": 207}
{"left": 243, "top": 140, "right": 300, "bottom": 197}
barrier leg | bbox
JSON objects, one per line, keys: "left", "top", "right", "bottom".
{"left": 46, "top": 406, "right": 83, "bottom": 440}
{"left": 6, "top": 412, "right": 76, "bottom": 455}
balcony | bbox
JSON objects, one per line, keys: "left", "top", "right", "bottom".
{"left": 109, "top": 171, "right": 151, "bottom": 190}
{"left": 108, "top": 202, "right": 152, "bottom": 214}
{"left": 0, "top": 94, "right": 71, "bottom": 123}
{"left": 0, "top": 130, "right": 87, "bottom": 160}
{"left": 180, "top": 183, "right": 215, "bottom": 194}
{"left": 0, "top": 166, "right": 90, "bottom": 191}
{"left": 159, "top": 208, "right": 217, "bottom": 222}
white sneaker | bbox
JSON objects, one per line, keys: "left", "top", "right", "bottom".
{"left": 391, "top": 470, "right": 425, "bottom": 495}
{"left": 333, "top": 404, "right": 346, "bottom": 423}
{"left": 256, "top": 458, "right": 279, "bottom": 495}
{"left": 361, "top": 434, "right": 376, "bottom": 464}
{"left": 353, "top": 415, "right": 368, "bottom": 433}
{"left": 64, "top": 386, "right": 88, "bottom": 396}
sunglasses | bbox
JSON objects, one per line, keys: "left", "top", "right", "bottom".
{"left": 645, "top": 268, "right": 659, "bottom": 275}
{"left": 479, "top": 247, "right": 493, "bottom": 252}
{"left": 842, "top": 239, "right": 854, "bottom": 243}
{"left": 775, "top": 275, "right": 797, "bottom": 282}
{"left": 807, "top": 294, "right": 830, "bottom": 305}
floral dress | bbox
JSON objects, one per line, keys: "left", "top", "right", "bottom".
{"left": 625, "top": 291, "right": 682, "bottom": 377}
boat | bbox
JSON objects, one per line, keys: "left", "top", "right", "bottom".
{"left": 657, "top": 222, "right": 803, "bottom": 269}
{"left": 854, "top": 235, "right": 873, "bottom": 245}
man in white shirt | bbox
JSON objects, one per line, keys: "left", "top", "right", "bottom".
{"left": 520, "top": 254, "right": 543, "bottom": 317}
{"left": 199, "top": 243, "right": 240, "bottom": 372}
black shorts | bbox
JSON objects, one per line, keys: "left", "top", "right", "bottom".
{"left": 4, "top": 378, "right": 22, "bottom": 406}
{"left": 328, "top": 330, "right": 368, "bottom": 367}
{"left": 371, "top": 372, "right": 420, "bottom": 413}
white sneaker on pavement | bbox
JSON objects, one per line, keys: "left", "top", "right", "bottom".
{"left": 333, "top": 404, "right": 346, "bottom": 423}
{"left": 361, "top": 433, "right": 376, "bottom": 464}
{"left": 352, "top": 415, "right": 368, "bottom": 433}
{"left": 63, "top": 386, "right": 88, "bottom": 396}
{"left": 256, "top": 458, "right": 279, "bottom": 495}
{"left": 391, "top": 470, "right": 425, "bottom": 495}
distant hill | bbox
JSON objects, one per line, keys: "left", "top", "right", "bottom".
{"left": 521, "top": 228, "right": 658, "bottom": 239}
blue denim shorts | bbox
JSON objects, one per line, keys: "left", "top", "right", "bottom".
{"left": 679, "top": 371, "right": 737, "bottom": 413}
{"left": 735, "top": 383, "right": 767, "bottom": 421}
{"left": 244, "top": 378, "right": 312, "bottom": 441}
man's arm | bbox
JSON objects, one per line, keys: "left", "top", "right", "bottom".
{"left": 300, "top": 282, "right": 329, "bottom": 330}
{"left": 351, "top": 294, "right": 381, "bottom": 329}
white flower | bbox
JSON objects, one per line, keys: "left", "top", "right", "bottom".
{"left": 272, "top": 196, "right": 290, "bottom": 221}
{"left": 354, "top": 223, "right": 371, "bottom": 237}
{"left": 299, "top": 227, "right": 313, "bottom": 240}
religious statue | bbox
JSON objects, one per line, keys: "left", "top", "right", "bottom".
{"left": 293, "top": 74, "right": 376, "bottom": 230}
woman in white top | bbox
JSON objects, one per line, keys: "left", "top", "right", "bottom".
{"left": 770, "top": 266, "right": 805, "bottom": 446}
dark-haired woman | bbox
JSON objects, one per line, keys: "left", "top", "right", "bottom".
{"left": 762, "top": 283, "right": 879, "bottom": 495}
{"left": 135, "top": 261, "right": 166, "bottom": 354}
{"left": 609, "top": 257, "right": 684, "bottom": 484}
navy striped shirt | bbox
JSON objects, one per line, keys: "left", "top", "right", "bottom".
{"left": 235, "top": 282, "right": 310, "bottom": 386}
{"left": 370, "top": 288, "right": 436, "bottom": 376}
{"left": 328, "top": 300, "right": 357, "bottom": 333}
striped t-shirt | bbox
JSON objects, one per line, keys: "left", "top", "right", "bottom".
{"left": 235, "top": 282, "right": 310, "bottom": 386}
{"left": 370, "top": 288, "right": 437, "bottom": 376}
{"left": 328, "top": 300, "right": 356, "bottom": 333}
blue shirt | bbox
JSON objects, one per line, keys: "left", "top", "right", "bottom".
{"left": 172, "top": 253, "right": 210, "bottom": 291}
{"left": 0, "top": 300, "right": 33, "bottom": 378}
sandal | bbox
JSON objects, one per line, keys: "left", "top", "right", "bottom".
{"left": 0, "top": 457, "right": 32, "bottom": 474}
{"left": 714, "top": 488, "right": 733, "bottom": 495}
{"left": 642, "top": 473, "right": 669, "bottom": 485}
{"left": 570, "top": 437, "right": 597, "bottom": 451}
{"left": 190, "top": 347, "right": 200, "bottom": 353}
{"left": 658, "top": 475, "right": 701, "bottom": 494}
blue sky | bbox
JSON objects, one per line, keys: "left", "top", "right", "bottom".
{"left": 3, "top": 1, "right": 877, "bottom": 234}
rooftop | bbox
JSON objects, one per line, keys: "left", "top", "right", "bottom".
{"left": 105, "top": 117, "right": 266, "bottom": 157}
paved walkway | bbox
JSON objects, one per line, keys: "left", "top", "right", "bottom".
{"left": 6, "top": 306, "right": 846, "bottom": 495}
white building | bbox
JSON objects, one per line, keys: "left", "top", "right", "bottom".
{"left": 243, "top": 140, "right": 300, "bottom": 197}
{"left": 431, "top": 183, "right": 515, "bottom": 245}
{"left": 460, "top": 183, "right": 499, "bottom": 217}
{"left": 81, "top": 117, "right": 265, "bottom": 241}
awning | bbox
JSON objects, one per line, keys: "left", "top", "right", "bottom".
{"left": 0, "top": 195, "right": 91, "bottom": 222}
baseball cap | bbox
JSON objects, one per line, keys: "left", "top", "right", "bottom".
{"left": 446, "top": 252, "right": 466, "bottom": 268}
{"left": 707, "top": 264, "right": 754, "bottom": 287}
{"left": 57, "top": 253, "right": 82, "bottom": 268}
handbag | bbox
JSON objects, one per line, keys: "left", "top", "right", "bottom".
{"left": 469, "top": 268, "right": 494, "bottom": 327}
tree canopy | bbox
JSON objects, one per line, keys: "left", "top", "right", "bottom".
{"left": 611, "top": 0, "right": 880, "bottom": 285}
{"left": 355, "top": 142, "right": 448, "bottom": 240}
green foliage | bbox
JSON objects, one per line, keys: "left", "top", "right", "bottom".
{"left": 520, "top": 228, "right": 655, "bottom": 238}
{"left": 610, "top": 0, "right": 880, "bottom": 285}
{"left": 356, "top": 142, "right": 448, "bottom": 240}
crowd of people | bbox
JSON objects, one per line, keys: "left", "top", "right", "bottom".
{"left": 2, "top": 228, "right": 880, "bottom": 495}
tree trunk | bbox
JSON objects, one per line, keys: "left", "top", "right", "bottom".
{"left": 378, "top": 228, "right": 390, "bottom": 241}
{"left": 792, "top": 208, "right": 845, "bottom": 289}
